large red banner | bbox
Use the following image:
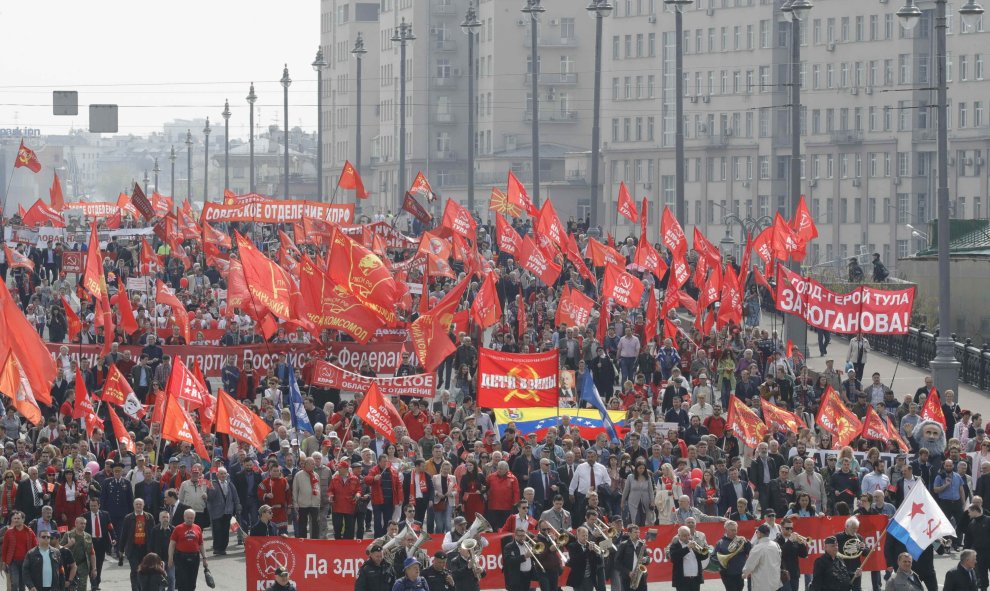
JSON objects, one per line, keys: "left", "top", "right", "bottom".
{"left": 476, "top": 348, "right": 559, "bottom": 408}
{"left": 306, "top": 359, "right": 436, "bottom": 398}
{"left": 775, "top": 264, "right": 915, "bottom": 334}
{"left": 44, "top": 341, "right": 405, "bottom": 379}
{"left": 200, "top": 199, "right": 354, "bottom": 224}
{"left": 245, "top": 516, "right": 887, "bottom": 591}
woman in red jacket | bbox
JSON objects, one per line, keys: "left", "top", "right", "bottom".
{"left": 458, "top": 458, "right": 488, "bottom": 524}
{"left": 364, "top": 455, "right": 402, "bottom": 538}
{"left": 328, "top": 462, "right": 362, "bottom": 540}
{"left": 54, "top": 469, "right": 87, "bottom": 527}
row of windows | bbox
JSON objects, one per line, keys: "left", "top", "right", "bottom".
{"left": 611, "top": 33, "right": 658, "bottom": 60}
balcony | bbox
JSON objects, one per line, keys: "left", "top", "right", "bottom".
{"left": 435, "top": 112, "right": 456, "bottom": 124}
{"left": 524, "top": 36, "right": 579, "bottom": 48}
{"left": 912, "top": 128, "right": 937, "bottom": 143}
{"left": 434, "top": 151, "right": 459, "bottom": 162}
{"left": 432, "top": 3, "right": 457, "bottom": 16}
{"left": 523, "top": 110, "right": 578, "bottom": 123}
{"left": 830, "top": 130, "right": 864, "bottom": 144}
{"left": 432, "top": 75, "right": 461, "bottom": 89}
{"left": 524, "top": 72, "right": 578, "bottom": 85}
{"left": 475, "top": 170, "right": 567, "bottom": 185}
{"left": 434, "top": 39, "right": 457, "bottom": 52}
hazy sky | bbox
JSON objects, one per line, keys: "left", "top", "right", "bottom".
{"left": 0, "top": 1, "right": 321, "bottom": 139}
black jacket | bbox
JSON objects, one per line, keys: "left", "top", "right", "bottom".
{"left": 965, "top": 513, "right": 990, "bottom": 551}
{"left": 355, "top": 557, "right": 396, "bottom": 591}
{"left": 421, "top": 565, "right": 452, "bottom": 591}
{"left": 750, "top": 456, "right": 782, "bottom": 491}
{"left": 21, "top": 545, "right": 65, "bottom": 591}
{"left": 119, "top": 512, "right": 156, "bottom": 556}
{"left": 810, "top": 553, "right": 851, "bottom": 591}
{"left": 250, "top": 520, "right": 280, "bottom": 537}
{"left": 565, "top": 540, "right": 605, "bottom": 589}
{"left": 614, "top": 538, "right": 647, "bottom": 590}
{"left": 718, "top": 479, "right": 754, "bottom": 516}
{"left": 668, "top": 540, "right": 706, "bottom": 587}
{"left": 148, "top": 524, "right": 174, "bottom": 562}
{"left": 943, "top": 565, "right": 979, "bottom": 591}
{"left": 764, "top": 478, "right": 795, "bottom": 517}
{"left": 84, "top": 509, "right": 114, "bottom": 550}
{"left": 777, "top": 535, "right": 809, "bottom": 581}
{"left": 501, "top": 537, "right": 534, "bottom": 589}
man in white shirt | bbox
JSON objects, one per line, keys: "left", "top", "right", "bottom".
{"left": 568, "top": 449, "right": 611, "bottom": 527}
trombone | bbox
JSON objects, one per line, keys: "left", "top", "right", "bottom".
{"left": 543, "top": 525, "right": 569, "bottom": 564}
{"left": 521, "top": 533, "right": 546, "bottom": 572}
{"left": 590, "top": 520, "right": 618, "bottom": 554}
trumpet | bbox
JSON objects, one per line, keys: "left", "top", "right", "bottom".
{"left": 787, "top": 533, "right": 810, "bottom": 546}
{"left": 688, "top": 540, "right": 710, "bottom": 557}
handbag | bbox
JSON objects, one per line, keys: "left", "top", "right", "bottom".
{"left": 204, "top": 565, "right": 216, "bottom": 589}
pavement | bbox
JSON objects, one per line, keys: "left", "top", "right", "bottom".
{"left": 95, "top": 319, "right": 988, "bottom": 590}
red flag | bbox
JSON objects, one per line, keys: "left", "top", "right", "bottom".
{"left": 82, "top": 223, "right": 107, "bottom": 301}
{"left": 471, "top": 273, "right": 502, "bottom": 329}
{"left": 355, "top": 383, "right": 404, "bottom": 443}
{"left": 130, "top": 182, "right": 155, "bottom": 221}
{"left": 535, "top": 200, "right": 567, "bottom": 248}
{"left": 0, "top": 279, "right": 56, "bottom": 406}
{"left": 297, "top": 255, "right": 384, "bottom": 343}
{"left": 738, "top": 231, "right": 753, "bottom": 289}
{"left": 402, "top": 191, "right": 433, "bottom": 224}
{"left": 161, "top": 393, "right": 210, "bottom": 459}
{"left": 3, "top": 244, "right": 33, "bottom": 272}
{"left": 886, "top": 415, "right": 911, "bottom": 452}
{"left": 667, "top": 251, "right": 691, "bottom": 292}
{"left": 564, "top": 234, "right": 596, "bottom": 285}
{"left": 0, "top": 351, "right": 43, "bottom": 426}
{"left": 725, "top": 395, "right": 768, "bottom": 448}
{"left": 639, "top": 198, "right": 649, "bottom": 239}
{"left": 408, "top": 171, "right": 436, "bottom": 203}
{"left": 602, "top": 263, "right": 644, "bottom": 309}
{"left": 717, "top": 266, "right": 742, "bottom": 329}
{"left": 62, "top": 297, "right": 81, "bottom": 343}
{"left": 100, "top": 364, "right": 145, "bottom": 419}
{"left": 753, "top": 266, "right": 772, "bottom": 293}
{"left": 155, "top": 280, "right": 190, "bottom": 343}
{"left": 337, "top": 160, "right": 369, "bottom": 198}
{"left": 920, "top": 388, "right": 947, "bottom": 430}
{"left": 771, "top": 212, "right": 800, "bottom": 261}
{"left": 786, "top": 339, "right": 794, "bottom": 359}
{"left": 193, "top": 360, "right": 216, "bottom": 433}
{"left": 555, "top": 285, "right": 596, "bottom": 329}
{"left": 760, "top": 398, "right": 804, "bottom": 434}
{"left": 49, "top": 173, "right": 65, "bottom": 211}
{"left": 790, "top": 195, "right": 818, "bottom": 262}
{"left": 693, "top": 228, "right": 722, "bottom": 268}
{"left": 440, "top": 199, "right": 477, "bottom": 240}
{"left": 489, "top": 186, "right": 522, "bottom": 218}
{"left": 418, "top": 230, "right": 453, "bottom": 260}
{"left": 166, "top": 358, "right": 209, "bottom": 410}
{"left": 860, "top": 405, "right": 891, "bottom": 442}
{"left": 14, "top": 141, "right": 41, "bottom": 173}
{"left": 115, "top": 277, "right": 139, "bottom": 336}
{"left": 105, "top": 209, "right": 123, "bottom": 230}
{"left": 225, "top": 259, "right": 267, "bottom": 320}
{"left": 661, "top": 206, "right": 688, "bottom": 258}
{"left": 616, "top": 181, "right": 638, "bottom": 223}
{"left": 634, "top": 234, "right": 667, "bottom": 280}
{"left": 495, "top": 214, "right": 522, "bottom": 256}
{"left": 234, "top": 232, "right": 294, "bottom": 321}
{"left": 202, "top": 222, "right": 232, "bottom": 249}
{"left": 507, "top": 170, "right": 538, "bottom": 217}
{"left": 140, "top": 238, "right": 163, "bottom": 275}
{"left": 698, "top": 259, "right": 722, "bottom": 310}
{"left": 596, "top": 301, "right": 609, "bottom": 343}
{"left": 476, "top": 349, "right": 560, "bottom": 408}
{"left": 20, "top": 199, "right": 65, "bottom": 228}
{"left": 751, "top": 225, "right": 774, "bottom": 267}
{"left": 216, "top": 389, "right": 268, "bottom": 449}
{"left": 107, "top": 407, "right": 135, "bottom": 455}
{"left": 518, "top": 294, "right": 528, "bottom": 340}
{"left": 326, "top": 229, "right": 398, "bottom": 325}
{"left": 520, "top": 235, "right": 562, "bottom": 286}
{"left": 72, "top": 368, "right": 102, "bottom": 438}
{"left": 815, "top": 385, "right": 864, "bottom": 449}
{"left": 410, "top": 277, "right": 469, "bottom": 371}
{"left": 585, "top": 237, "right": 623, "bottom": 268}
{"left": 644, "top": 287, "right": 659, "bottom": 343}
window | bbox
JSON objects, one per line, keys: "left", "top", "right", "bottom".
{"left": 976, "top": 101, "right": 985, "bottom": 126}
{"left": 612, "top": 35, "right": 621, "bottom": 59}
{"left": 761, "top": 20, "right": 771, "bottom": 48}
{"left": 612, "top": 78, "right": 620, "bottom": 100}
{"left": 870, "top": 15, "right": 879, "bottom": 40}
{"left": 977, "top": 54, "right": 985, "bottom": 79}
{"left": 611, "top": 118, "right": 619, "bottom": 141}
{"left": 856, "top": 16, "right": 865, "bottom": 41}
{"left": 898, "top": 54, "right": 911, "bottom": 84}
{"left": 649, "top": 33, "right": 657, "bottom": 57}
{"left": 759, "top": 156, "right": 770, "bottom": 179}
{"left": 959, "top": 102, "right": 968, "bottom": 128}
{"left": 841, "top": 17, "right": 850, "bottom": 42}
{"left": 960, "top": 55, "right": 969, "bottom": 81}
{"left": 897, "top": 193, "right": 910, "bottom": 223}
{"left": 636, "top": 34, "right": 644, "bottom": 57}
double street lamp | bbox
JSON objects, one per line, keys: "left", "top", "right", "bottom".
{"left": 522, "top": 0, "right": 545, "bottom": 208}
{"left": 203, "top": 117, "right": 211, "bottom": 205}
{"left": 896, "top": 0, "right": 983, "bottom": 393}
{"left": 587, "top": 1, "right": 612, "bottom": 229}
{"left": 185, "top": 130, "right": 193, "bottom": 202}
{"left": 169, "top": 146, "right": 176, "bottom": 197}
{"left": 222, "top": 100, "right": 231, "bottom": 192}
{"left": 281, "top": 65, "right": 292, "bottom": 200}
{"left": 462, "top": 3, "right": 481, "bottom": 214}
{"left": 247, "top": 83, "right": 257, "bottom": 193}
{"left": 664, "top": 0, "right": 692, "bottom": 226}
{"left": 313, "top": 48, "right": 328, "bottom": 200}
{"left": 392, "top": 19, "right": 416, "bottom": 207}
{"left": 152, "top": 158, "right": 160, "bottom": 195}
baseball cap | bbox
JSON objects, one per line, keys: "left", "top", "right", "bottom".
{"left": 274, "top": 567, "right": 289, "bottom": 576}
{"left": 758, "top": 524, "right": 771, "bottom": 535}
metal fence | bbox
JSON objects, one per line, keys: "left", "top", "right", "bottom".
{"left": 864, "top": 327, "right": 990, "bottom": 392}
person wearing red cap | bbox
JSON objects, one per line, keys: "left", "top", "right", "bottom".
{"left": 366, "top": 455, "right": 402, "bottom": 538}
{"left": 328, "top": 462, "right": 361, "bottom": 540}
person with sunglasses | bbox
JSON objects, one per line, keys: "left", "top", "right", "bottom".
{"left": 21, "top": 529, "right": 64, "bottom": 591}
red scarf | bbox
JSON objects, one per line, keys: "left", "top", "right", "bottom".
{"left": 310, "top": 471, "right": 319, "bottom": 497}
{"left": 409, "top": 471, "right": 427, "bottom": 503}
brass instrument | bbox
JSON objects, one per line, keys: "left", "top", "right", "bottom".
{"left": 409, "top": 530, "right": 432, "bottom": 557}
{"left": 463, "top": 514, "right": 493, "bottom": 543}
{"left": 381, "top": 533, "right": 404, "bottom": 563}
{"left": 836, "top": 537, "right": 865, "bottom": 560}
{"left": 716, "top": 536, "right": 748, "bottom": 568}
{"left": 460, "top": 538, "right": 485, "bottom": 579}
{"left": 689, "top": 540, "right": 710, "bottom": 558}
{"left": 543, "top": 525, "right": 569, "bottom": 564}
{"left": 590, "top": 519, "right": 618, "bottom": 555}
{"left": 367, "top": 532, "right": 395, "bottom": 555}
{"left": 787, "top": 533, "right": 810, "bottom": 546}
{"left": 521, "top": 533, "right": 546, "bottom": 572}
{"left": 630, "top": 543, "right": 649, "bottom": 589}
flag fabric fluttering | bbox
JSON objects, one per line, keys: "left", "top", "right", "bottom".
{"left": 887, "top": 481, "right": 956, "bottom": 559}
{"left": 287, "top": 364, "right": 314, "bottom": 434}
{"left": 580, "top": 369, "right": 620, "bottom": 442}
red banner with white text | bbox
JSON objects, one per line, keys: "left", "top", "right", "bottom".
{"left": 476, "top": 348, "right": 559, "bottom": 408}
{"left": 200, "top": 199, "right": 354, "bottom": 224}
{"left": 245, "top": 516, "right": 887, "bottom": 591}
{"left": 305, "top": 359, "right": 436, "bottom": 398}
{"left": 774, "top": 264, "right": 915, "bottom": 334}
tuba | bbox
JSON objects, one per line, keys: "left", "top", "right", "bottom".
{"left": 717, "top": 536, "right": 748, "bottom": 568}
{"left": 409, "top": 530, "right": 432, "bottom": 558}
{"left": 630, "top": 543, "right": 649, "bottom": 589}
{"left": 460, "top": 538, "right": 485, "bottom": 579}
{"left": 463, "top": 514, "right": 493, "bottom": 543}
{"left": 381, "top": 533, "right": 404, "bottom": 563}
{"left": 368, "top": 532, "right": 395, "bottom": 556}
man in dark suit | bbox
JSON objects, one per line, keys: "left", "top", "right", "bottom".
{"left": 14, "top": 466, "right": 45, "bottom": 523}
{"left": 401, "top": 460, "right": 434, "bottom": 524}
{"left": 501, "top": 528, "right": 535, "bottom": 591}
{"left": 669, "top": 525, "right": 707, "bottom": 591}
{"left": 566, "top": 527, "right": 605, "bottom": 591}
{"left": 557, "top": 453, "right": 578, "bottom": 512}
{"left": 118, "top": 498, "right": 156, "bottom": 591}
{"left": 615, "top": 524, "right": 649, "bottom": 591}
{"left": 718, "top": 467, "right": 753, "bottom": 516}
{"left": 527, "top": 458, "right": 560, "bottom": 516}
{"left": 943, "top": 549, "right": 979, "bottom": 591}
{"left": 749, "top": 442, "right": 781, "bottom": 507}
{"left": 84, "top": 497, "right": 113, "bottom": 591}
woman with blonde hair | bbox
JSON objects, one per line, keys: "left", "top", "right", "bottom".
{"left": 654, "top": 463, "right": 680, "bottom": 524}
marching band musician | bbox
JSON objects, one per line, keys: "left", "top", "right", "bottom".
{"left": 449, "top": 539, "right": 485, "bottom": 591}
{"left": 535, "top": 520, "right": 563, "bottom": 591}
{"left": 834, "top": 516, "right": 867, "bottom": 591}
{"left": 500, "top": 499, "right": 538, "bottom": 534}
{"left": 565, "top": 526, "right": 606, "bottom": 591}
{"left": 714, "top": 520, "right": 752, "bottom": 591}
{"left": 503, "top": 527, "right": 539, "bottom": 591}
{"left": 441, "top": 516, "right": 467, "bottom": 553}
{"left": 684, "top": 517, "right": 709, "bottom": 551}
{"left": 421, "top": 551, "right": 454, "bottom": 591}
{"left": 615, "top": 524, "right": 649, "bottom": 591}
{"left": 668, "top": 525, "right": 707, "bottom": 591}
{"left": 368, "top": 521, "right": 400, "bottom": 555}
{"left": 355, "top": 543, "right": 395, "bottom": 591}
{"left": 390, "top": 530, "right": 429, "bottom": 579}
{"left": 811, "top": 536, "right": 853, "bottom": 591}
{"left": 776, "top": 517, "right": 809, "bottom": 591}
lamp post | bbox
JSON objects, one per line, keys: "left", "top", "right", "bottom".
{"left": 392, "top": 19, "right": 416, "bottom": 208}
{"left": 281, "top": 65, "right": 292, "bottom": 200}
{"left": 221, "top": 100, "right": 231, "bottom": 192}
{"left": 185, "top": 130, "right": 193, "bottom": 202}
{"left": 203, "top": 117, "right": 211, "bottom": 205}
{"left": 664, "top": 0, "right": 693, "bottom": 225}
{"left": 522, "top": 0, "right": 545, "bottom": 207}
{"left": 897, "top": 0, "right": 983, "bottom": 393}
{"left": 780, "top": 0, "right": 812, "bottom": 357}
{"left": 143, "top": 170, "right": 149, "bottom": 196}
{"left": 247, "top": 83, "right": 257, "bottom": 193}
{"left": 152, "top": 158, "right": 160, "bottom": 194}
{"left": 722, "top": 213, "right": 772, "bottom": 261}
{"left": 351, "top": 34, "right": 367, "bottom": 210}
{"left": 169, "top": 146, "right": 176, "bottom": 197}
{"left": 586, "top": 1, "right": 613, "bottom": 228}
{"left": 462, "top": 3, "right": 482, "bottom": 214}
{"left": 312, "top": 48, "right": 328, "bottom": 200}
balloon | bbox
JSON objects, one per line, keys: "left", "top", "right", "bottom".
{"left": 86, "top": 461, "right": 100, "bottom": 476}
{"left": 691, "top": 478, "right": 702, "bottom": 489}
{"left": 691, "top": 468, "right": 703, "bottom": 480}
{"left": 179, "top": 277, "right": 189, "bottom": 289}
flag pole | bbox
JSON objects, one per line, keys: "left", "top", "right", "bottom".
{"left": 855, "top": 530, "right": 884, "bottom": 579}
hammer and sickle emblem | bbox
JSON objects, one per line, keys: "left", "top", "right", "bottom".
{"left": 504, "top": 366, "right": 540, "bottom": 403}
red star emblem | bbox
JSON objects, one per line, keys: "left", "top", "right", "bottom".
{"left": 908, "top": 502, "right": 925, "bottom": 519}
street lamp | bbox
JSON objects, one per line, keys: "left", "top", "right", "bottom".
{"left": 169, "top": 146, "right": 176, "bottom": 197}
{"left": 352, "top": 34, "right": 368, "bottom": 210}
{"left": 222, "top": 99, "right": 231, "bottom": 192}
{"left": 312, "top": 48, "right": 328, "bottom": 200}
{"left": 723, "top": 213, "right": 772, "bottom": 262}
{"left": 185, "top": 130, "right": 193, "bottom": 203}
{"left": 281, "top": 65, "right": 291, "bottom": 200}
{"left": 247, "top": 82, "right": 257, "bottom": 193}
{"left": 664, "top": 0, "right": 692, "bottom": 226}
{"left": 522, "top": 0, "right": 545, "bottom": 208}
{"left": 152, "top": 158, "right": 160, "bottom": 194}
{"left": 203, "top": 117, "right": 211, "bottom": 205}
{"left": 586, "top": 1, "right": 613, "bottom": 228}
{"left": 143, "top": 170, "right": 149, "bottom": 196}
{"left": 779, "top": 0, "right": 812, "bottom": 358}
{"left": 896, "top": 0, "right": 982, "bottom": 393}
{"left": 392, "top": 19, "right": 416, "bottom": 208}
{"left": 462, "top": 2, "right": 482, "bottom": 214}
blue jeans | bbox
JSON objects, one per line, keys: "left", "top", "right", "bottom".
{"left": 373, "top": 503, "right": 395, "bottom": 538}
{"left": 9, "top": 560, "right": 25, "bottom": 591}
{"left": 432, "top": 504, "right": 452, "bottom": 534}
{"left": 619, "top": 357, "right": 636, "bottom": 385}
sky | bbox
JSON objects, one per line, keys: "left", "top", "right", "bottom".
{"left": 0, "top": 1, "right": 321, "bottom": 139}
